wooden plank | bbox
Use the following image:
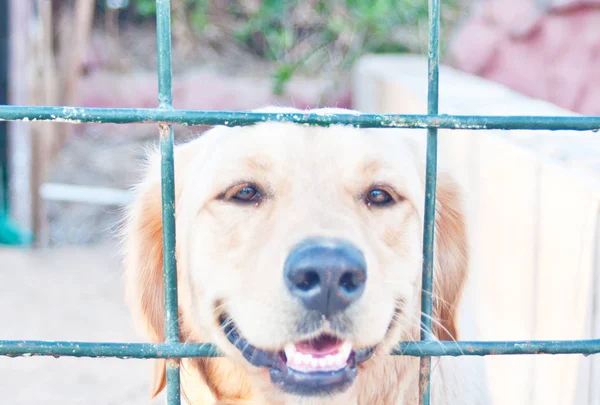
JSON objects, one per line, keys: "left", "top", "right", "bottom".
{"left": 7, "top": 0, "right": 32, "bottom": 231}
{"left": 531, "top": 162, "right": 599, "bottom": 405}
{"left": 29, "top": 0, "right": 57, "bottom": 246}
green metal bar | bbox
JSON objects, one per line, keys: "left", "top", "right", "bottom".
{"left": 155, "top": 0, "right": 181, "bottom": 404}
{"left": 1, "top": 339, "right": 599, "bottom": 358}
{"left": 0, "top": 0, "right": 9, "bottom": 212}
{"left": 1, "top": 106, "right": 600, "bottom": 131}
{"left": 419, "top": 0, "right": 441, "bottom": 403}
{"left": 157, "top": 6, "right": 173, "bottom": 109}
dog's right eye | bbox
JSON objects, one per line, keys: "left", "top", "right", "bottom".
{"left": 226, "top": 183, "right": 261, "bottom": 203}
{"left": 234, "top": 186, "right": 259, "bottom": 201}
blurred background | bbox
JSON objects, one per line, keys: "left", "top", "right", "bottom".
{"left": 2, "top": 0, "right": 467, "bottom": 247}
{"left": 1, "top": 0, "right": 600, "bottom": 404}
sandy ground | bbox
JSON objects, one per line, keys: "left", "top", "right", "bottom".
{"left": 0, "top": 244, "right": 164, "bottom": 405}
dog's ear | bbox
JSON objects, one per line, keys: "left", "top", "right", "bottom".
{"left": 122, "top": 130, "right": 254, "bottom": 402}
{"left": 122, "top": 137, "right": 206, "bottom": 397}
{"left": 151, "top": 359, "right": 167, "bottom": 398}
{"left": 432, "top": 173, "right": 469, "bottom": 341}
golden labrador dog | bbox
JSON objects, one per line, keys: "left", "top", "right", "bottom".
{"left": 123, "top": 107, "right": 488, "bottom": 405}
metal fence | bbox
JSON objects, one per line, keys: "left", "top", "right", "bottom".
{"left": 1, "top": 0, "right": 600, "bottom": 404}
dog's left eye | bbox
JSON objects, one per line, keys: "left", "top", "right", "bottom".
{"left": 366, "top": 188, "right": 394, "bottom": 207}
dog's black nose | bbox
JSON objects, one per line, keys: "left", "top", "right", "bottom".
{"left": 284, "top": 238, "right": 367, "bottom": 317}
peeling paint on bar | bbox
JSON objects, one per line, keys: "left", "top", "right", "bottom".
{"left": 1, "top": 106, "right": 600, "bottom": 131}
{"left": 51, "top": 118, "right": 83, "bottom": 124}
{"left": 1, "top": 339, "right": 599, "bottom": 359}
{"left": 419, "top": 357, "right": 431, "bottom": 402}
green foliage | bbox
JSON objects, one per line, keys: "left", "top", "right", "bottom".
{"left": 132, "top": 0, "right": 459, "bottom": 94}
{"left": 134, "top": 0, "right": 208, "bottom": 27}
{"left": 134, "top": 0, "right": 156, "bottom": 16}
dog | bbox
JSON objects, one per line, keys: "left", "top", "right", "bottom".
{"left": 123, "top": 107, "right": 489, "bottom": 405}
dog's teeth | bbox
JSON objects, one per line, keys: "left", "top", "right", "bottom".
{"left": 341, "top": 341, "right": 352, "bottom": 356}
{"left": 284, "top": 340, "right": 354, "bottom": 372}
{"left": 284, "top": 343, "right": 296, "bottom": 358}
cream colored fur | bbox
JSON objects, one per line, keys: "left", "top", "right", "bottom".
{"left": 122, "top": 107, "right": 489, "bottom": 405}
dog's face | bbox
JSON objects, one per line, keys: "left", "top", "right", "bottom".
{"left": 124, "top": 108, "right": 468, "bottom": 403}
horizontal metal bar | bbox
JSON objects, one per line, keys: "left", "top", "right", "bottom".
{"left": 1, "top": 339, "right": 599, "bottom": 359}
{"left": 1, "top": 105, "right": 600, "bottom": 131}
{"left": 0, "top": 341, "right": 221, "bottom": 358}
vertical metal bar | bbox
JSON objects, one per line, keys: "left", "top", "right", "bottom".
{"left": 0, "top": 0, "right": 9, "bottom": 212}
{"left": 419, "top": 0, "right": 441, "bottom": 404}
{"left": 156, "top": 0, "right": 172, "bottom": 109}
{"left": 156, "top": 0, "right": 181, "bottom": 404}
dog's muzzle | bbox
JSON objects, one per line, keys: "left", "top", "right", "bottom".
{"left": 220, "top": 238, "right": 376, "bottom": 396}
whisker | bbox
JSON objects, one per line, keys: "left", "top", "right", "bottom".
{"left": 418, "top": 313, "right": 464, "bottom": 356}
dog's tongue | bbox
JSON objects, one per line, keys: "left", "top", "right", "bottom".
{"left": 295, "top": 335, "right": 343, "bottom": 357}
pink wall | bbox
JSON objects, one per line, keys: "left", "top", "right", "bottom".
{"left": 448, "top": 0, "right": 600, "bottom": 115}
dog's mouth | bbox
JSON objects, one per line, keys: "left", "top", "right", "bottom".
{"left": 219, "top": 314, "right": 375, "bottom": 396}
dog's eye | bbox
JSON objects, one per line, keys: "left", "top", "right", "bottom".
{"left": 366, "top": 188, "right": 394, "bottom": 207}
{"left": 231, "top": 185, "right": 260, "bottom": 202}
